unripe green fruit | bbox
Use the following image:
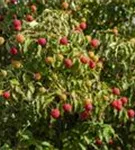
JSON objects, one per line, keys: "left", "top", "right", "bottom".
{"left": 0, "top": 69, "right": 7, "bottom": 77}
{"left": 58, "top": 93, "right": 67, "bottom": 101}
{"left": 39, "top": 87, "right": 46, "bottom": 93}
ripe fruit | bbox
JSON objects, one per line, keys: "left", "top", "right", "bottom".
{"left": 51, "top": 108, "right": 60, "bottom": 119}
{"left": 112, "top": 87, "right": 120, "bottom": 95}
{"left": 80, "top": 22, "right": 87, "bottom": 30}
{"left": 84, "top": 103, "right": 93, "bottom": 111}
{"left": 127, "top": 109, "right": 135, "bottom": 118}
{"left": 16, "top": 34, "right": 25, "bottom": 43}
{"left": 3, "top": 91, "right": 10, "bottom": 99}
{"left": 60, "top": 37, "right": 68, "bottom": 45}
{"left": 64, "top": 58, "right": 73, "bottom": 68}
{"left": 111, "top": 100, "right": 122, "bottom": 111}
{"left": 63, "top": 103, "right": 72, "bottom": 112}
{"left": 45, "top": 57, "right": 54, "bottom": 64}
{"left": 10, "top": 47, "right": 18, "bottom": 55}
{"left": 95, "top": 139, "right": 102, "bottom": 145}
{"left": 34, "top": 73, "right": 41, "bottom": 81}
{"left": 26, "top": 15, "right": 34, "bottom": 22}
{"left": 80, "top": 55, "right": 89, "bottom": 64}
{"left": 13, "top": 19, "right": 21, "bottom": 27}
{"left": 120, "top": 97, "right": 128, "bottom": 105}
{"left": 14, "top": 26, "right": 22, "bottom": 31}
{"left": 0, "top": 15, "right": 4, "bottom": 21}
{"left": 11, "top": 0, "right": 17, "bottom": 4}
{"left": 90, "top": 39, "right": 100, "bottom": 48}
{"left": 38, "top": 38, "right": 47, "bottom": 46}
{"left": 31, "top": 5, "right": 37, "bottom": 12}
{"left": 89, "top": 60, "right": 96, "bottom": 69}
{"left": 109, "top": 139, "right": 114, "bottom": 145}
{"left": 0, "top": 37, "right": 5, "bottom": 45}
{"left": 80, "top": 111, "right": 89, "bottom": 120}
{"left": 62, "top": 2, "right": 69, "bottom": 9}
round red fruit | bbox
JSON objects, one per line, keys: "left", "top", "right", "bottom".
{"left": 13, "top": 19, "right": 21, "bottom": 27}
{"left": 80, "top": 56, "right": 89, "bottom": 64}
{"left": 3, "top": 91, "right": 10, "bottom": 99}
{"left": 60, "top": 37, "right": 68, "bottom": 45}
{"left": 91, "top": 39, "right": 100, "bottom": 48}
{"left": 14, "top": 25, "right": 21, "bottom": 31}
{"left": 64, "top": 58, "right": 73, "bottom": 68}
{"left": 38, "top": 38, "right": 47, "bottom": 46}
{"left": 11, "top": 0, "right": 17, "bottom": 4}
{"left": 31, "top": 5, "right": 37, "bottom": 12}
{"left": 51, "top": 109, "right": 60, "bottom": 119}
{"left": 10, "top": 47, "right": 18, "bottom": 55}
{"left": 89, "top": 60, "right": 96, "bottom": 69}
{"left": 63, "top": 103, "right": 72, "bottom": 112}
{"left": 112, "top": 87, "right": 120, "bottom": 95}
{"left": 109, "top": 139, "right": 114, "bottom": 145}
{"left": 80, "top": 111, "right": 89, "bottom": 120}
{"left": 80, "top": 22, "right": 87, "bottom": 30}
{"left": 95, "top": 139, "right": 102, "bottom": 145}
{"left": 127, "top": 109, "right": 135, "bottom": 118}
{"left": 26, "top": 15, "right": 33, "bottom": 22}
{"left": 84, "top": 103, "right": 93, "bottom": 111}
{"left": 111, "top": 100, "right": 122, "bottom": 111}
{"left": 120, "top": 97, "right": 128, "bottom": 105}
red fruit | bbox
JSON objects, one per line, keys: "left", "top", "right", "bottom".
{"left": 95, "top": 139, "right": 102, "bottom": 145}
{"left": 38, "top": 38, "right": 47, "bottom": 46}
{"left": 89, "top": 60, "right": 96, "bottom": 69}
{"left": 0, "top": 15, "right": 4, "bottom": 21}
{"left": 31, "top": 5, "right": 37, "bottom": 12}
{"left": 127, "top": 109, "right": 135, "bottom": 118}
{"left": 64, "top": 58, "right": 73, "bottom": 68}
{"left": 51, "top": 109, "right": 60, "bottom": 119}
{"left": 14, "top": 25, "right": 21, "bottom": 31}
{"left": 109, "top": 139, "right": 114, "bottom": 145}
{"left": 80, "top": 56, "right": 89, "bottom": 64}
{"left": 80, "top": 22, "right": 87, "bottom": 30}
{"left": 84, "top": 103, "right": 93, "bottom": 111}
{"left": 80, "top": 111, "right": 89, "bottom": 120}
{"left": 91, "top": 39, "right": 100, "bottom": 48}
{"left": 26, "top": 15, "right": 33, "bottom": 22}
{"left": 10, "top": 47, "right": 18, "bottom": 55}
{"left": 3, "top": 91, "right": 10, "bottom": 99}
{"left": 11, "top": 0, "right": 17, "bottom": 4}
{"left": 60, "top": 37, "right": 68, "bottom": 45}
{"left": 120, "top": 97, "right": 128, "bottom": 105}
{"left": 112, "top": 87, "right": 120, "bottom": 95}
{"left": 63, "top": 103, "right": 72, "bottom": 112}
{"left": 111, "top": 100, "right": 122, "bottom": 111}
{"left": 16, "top": 34, "right": 25, "bottom": 43}
{"left": 13, "top": 19, "right": 21, "bottom": 27}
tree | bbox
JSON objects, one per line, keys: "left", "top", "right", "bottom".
{"left": 0, "top": 0, "right": 135, "bottom": 149}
